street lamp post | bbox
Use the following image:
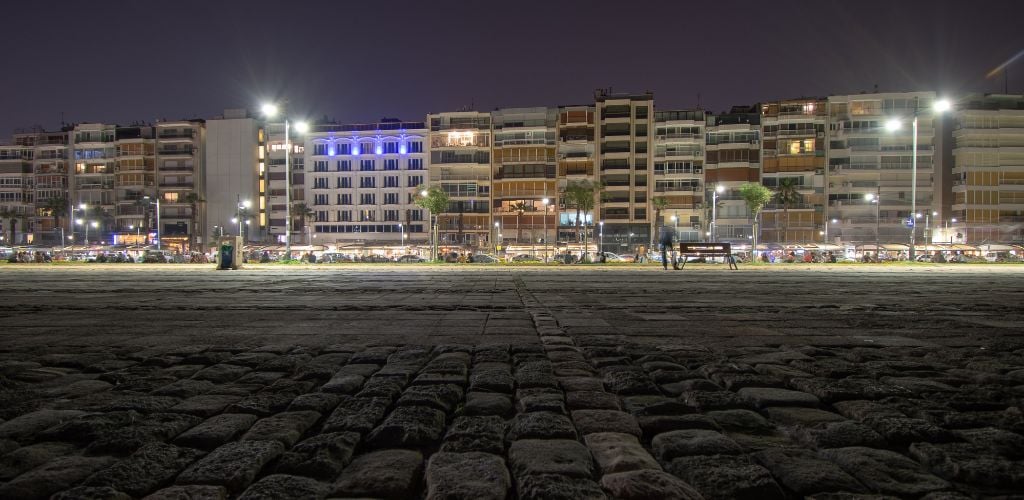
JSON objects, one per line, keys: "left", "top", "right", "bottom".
{"left": 262, "top": 103, "right": 308, "bottom": 261}
{"left": 599, "top": 221, "right": 604, "bottom": 254}
{"left": 143, "top": 196, "right": 161, "bottom": 250}
{"left": 542, "top": 198, "right": 550, "bottom": 262}
{"left": 494, "top": 221, "right": 501, "bottom": 256}
{"left": 710, "top": 185, "right": 724, "bottom": 242}
{"left": 865, "top": 189, "right": 880, "bottom": 256}
{"left": 886, "top": 98, "right": 950, "bottom": 261}
{"left": 399, "top": 223, "right": 404, "bottom": 255}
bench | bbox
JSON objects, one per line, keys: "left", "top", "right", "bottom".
{"left": 677, "top": 243, "right": 737, "bottom": 269}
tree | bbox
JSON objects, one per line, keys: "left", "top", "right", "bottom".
{"left": 414, "top": 185, "right": 450, "bottom": 261}
{"left": 564, "top": 180, "right": 602, "bottom": 262}
{"left": 739, "top": 183, "right": 772, "bottom": 259}
{"left": 510, "top": 201, "right": 535, "bottom": 243}
{"left": 183, "top": 193, "right": 204, "bottom": 251}
{"left": 44, "top": 196, "right": 69, "bottom": 240}
{"left": 651, "top": 196, "right": 670, "bottom": 249}
{"left": 0, "top": 207, "right": 21, "bottom": 245}
{"left": 773, "top": 178, "right": 802, "bottom": 243}
{"left": 292, "top": 202, "right": 315, "bottom": 242}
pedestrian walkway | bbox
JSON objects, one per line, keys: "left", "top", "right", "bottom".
{"left": 0, "top": 266, "right": 1021, "bottom": 498}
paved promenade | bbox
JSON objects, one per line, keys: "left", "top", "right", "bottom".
{"left": 0, "top": 265, "right": 1022, "bottom": 499}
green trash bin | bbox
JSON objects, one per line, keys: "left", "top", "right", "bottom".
{"left": 216, "top": 236, "right": 243, "bottom": 270}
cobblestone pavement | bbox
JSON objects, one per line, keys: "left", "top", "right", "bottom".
{"left": 0, "top": 264, "right": 1022, "bottom": 499}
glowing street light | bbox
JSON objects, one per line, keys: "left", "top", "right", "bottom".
{"left": 710, "top": 185, "right": 725, "bottom": 242}
{"left": 542, "top": 197, "right": 550, "bottom": 262}
{"left": 262, "top": 101, "right": 309, "bottom": 260}
{"left": 885, "top": 97, "right": 952, "bottom": 260}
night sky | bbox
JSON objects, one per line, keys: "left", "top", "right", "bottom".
{"left": 3, "top": 0, "right": 1022, "bottom": 136}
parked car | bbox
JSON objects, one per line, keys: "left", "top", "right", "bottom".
{"left": 601, "top": 252, "right": 633, "bottom": 262}
{"left": 360, "top": 254, "right": 393, "bottom": 263}
{"left": 511, "top": 254, "right": 541, "bottom": 262}
{"left": 396, "top": 255, "right": 425, "bottom": 263}
{"left": 470, "top": 254, "right": 499, "bottom": 263}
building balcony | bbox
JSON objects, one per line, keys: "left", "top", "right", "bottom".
{"left": 157, "top": 149, "right": 195, "bottom": 157}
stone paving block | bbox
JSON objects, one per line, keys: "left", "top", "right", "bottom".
{"left": 753, "top": 448, "right": 866, "bottom": 495}
{"left": 174, "top": 413, "right": 258, "bottom": 450}
{"left": 572, "top": 409, "right": 641, "bottom": 437}
{"left": 236, "top": 474, "right": 327, "bottom": 500}
{"left": 832, "top": 399, "right": 906, "bottom": 420}
{"left": 425, "top": 452, "right": 510, "bottom": 500}
{"left": 241, "top": 410, "right": 321, "bottom": 448}
{"left": 226, "top": 392, "right": 299, "bottom": 417}
{"left": 584, "top": 432, "right": 660, "bottom": 474}
{"left": 737, "top": 387, "right": 820, "bottom": 408}
{"left": 413, "top": 372, "right": 469, "bottom": 387}
{"left": 652, "top": 429, "right": 743, "bottom": 460}
{"left": 762, "top": 406, "right": 847, "bottom": 427}
{"left": 235, "top": 371, "right": 287, "bottom": 386}
{"left": 275, "top": 431, "right": 360, "bottom": 480}
{"left": 600, "top": 469, "right": 705, "bottom": 500}
{"left": 603, "top": 369, "right": 660, "bottom": 395}
{"left": 0, "top": 441, "right": 79, "bottom": 481}
{"left": 954, "top": 427, "right": 1024, "bottom": 459}
{"left": 0, "top": 409, "right": 90, "bottom": 442}
{"left": 45, "top": 379, "right": 113, "bottom": 398}
{"left": 463, "top": 391, "right": 513, "bottom": 416}
{"left": 706, "top": 409, "right": 774, "bottom": 433}
{"left": 169, "top": 395, "right": 242, "bottom": 417}
{"left": 863, "top": 416, "right": 954, "bottom": 445}
{"left": 366, "top": 405, "right": 446, "bottom": 448}
{"left": 681, "top": 390, "right": 752, "bottom": 411}
{"left": 790, "top": 377, "right": 913, "bottom": 403}
{"left": 515, "top": 369, "right": 559, "bottom": 389}
{"left": 191, "top": 364, "right": 251, "bottom": 383}
{"left": 176, "top": 440, "right": 285, "bottom": 493}
{"left": 506, "top": 411, "right": 577, "bottom": 441}
{"left": 820, "top": 446, "right": 951, "bottom": 496}
{"left": 516, "top": 473, "right": 607, "bottom": 500}
{"left": 508, "top": 439, "right": 595, "bottom": 478}
{"left": 470, "top": 370, "right": 515, "bottom": 393}
{"left": 356, "top": 376, "right": 407, "bottom": 400}
{"left": 560, "top": 376, "right": 605, "bottom": 392}
{"left": 397, "top": 383, "right": 464, "bottom": 412}
{"left": 567, "top": 391, "right": 622, "bottom": 410}
{"left": 667, "top": 454, "right": 785, "bottom": 500}
{"left": 50, "top": 486, "right": 133, "bottom": 500}
{"left": 331, "top": 449, "right": 423, "bottom": 499}
{"left": 320, "top": 374, "right": 366, "bottom": 394}
{"left": 0, "top": 455, "right": 117, "bottom": 500}
{"left": 152, "top": 379, "right": 218, "bottom": 398}
{"left": 287, "top": 392, "right": 341, "bottom": 414}
{"left": 442, "top": 415, "right": 508, "bottom": 454}
{"left": 638, "top": 414, "right": 721, "bottom": 441}
{"left": 516, "top": 388, "right": 567, "bottom": 413}
{"left": 83, "top": 442, "right": 206, "bottom": 497}
{"left": 909, "top": 441, "right": 1024, "bottom": 488}
{"left": 788, "top": 420, "right": 886, "bottom": 449}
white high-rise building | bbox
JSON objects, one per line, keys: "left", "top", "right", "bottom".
{"left": 204, "top": 109, "right": 262, "bottom": 245}
{"left": 304, "top": 120, "right": 428, "bottom": 248}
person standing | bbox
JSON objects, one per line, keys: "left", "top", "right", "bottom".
{"left": 658, "top": 224, "right": 679, "bottom": 270}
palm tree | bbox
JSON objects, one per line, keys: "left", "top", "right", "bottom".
{"left": 414, "top": 185, "right": 450, "bottom": 261}
{"left": 774, "top": 178, "right": 802, "bottom": 243}
{"left": 183, "top": 193, "right": 203, "bottom": 251}
{"left": 565, "top": 180, "right": 602, "bottom": 262}
{"left": 510, "top": 201, "right": 534, "bottom": 243}
{"left": 651, "top": 196, "right": 670, "bottom": 249}
{"left": 739, "top": 182, "right": 772, "bottom": 259}
{"left": 292, "top": 202, "right": 315, "bottom": 243}
{"left": 44, "top": 196, "right": 69, "bottom": 241}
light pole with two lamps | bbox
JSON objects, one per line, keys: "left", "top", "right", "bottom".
{"left": 143, "top": 196, "right": 161, "bottom": 250}
{"left": 542, "top": 197, "right": 550, "bottom": 262}
{"left": 261, "top": 103, "right": 309, "bottom": 260}
{"left": 233, "top": 198, "right": 252, "bottom": 243}
{"left": 598, "top": 221, "right": 604, "bottom": 255}
{"left": 884, "top": 97, "right": 951, "bottom": 261}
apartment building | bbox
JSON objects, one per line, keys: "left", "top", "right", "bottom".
{"left": 205, "top": 109, "right": 263, "bottom": 244}
{"left": 11, "top": 130, "right": 69, "bottom": 244}
{"left": 760, "top": 98, "right": 827, "bottom": 243}
{"left": 427, "top": 111, "right": 492, "bottom": 248}
{"left": 69, "top": 123, "right": 118, "bottom": 244}
{"left": 264, "top": 123, "right": 305, "bottom": 244}
{"left": 555, "top": 105, "right": 596, "bottom": 247}
{"left": 654, "top": 110, "right": 705, "bottom": 242}
{"left": 155, "top": 120, "right": 205, "bottom": 250}
{"left": 305, "top": 120, "right": 428, "bottom": 246}
{"left": 594, "top": 90, "right": 654, "bottom": 252}
{"left": 491, "top": 108, "right": 557, "bottom": 253}
{"left": 827, "top": 91, "right": 938, "bottom": 245}
{"left": 112, "top": 126, "right": 156, "bottom": 246}
{"left": 951, "top": 94, "right": 1024, "bottom": 244}
{"left": 705, "top": 106, "right": 761, "bottom": 242}
{"left": 0, "top": 142, "right": 33, "bottom": 244}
